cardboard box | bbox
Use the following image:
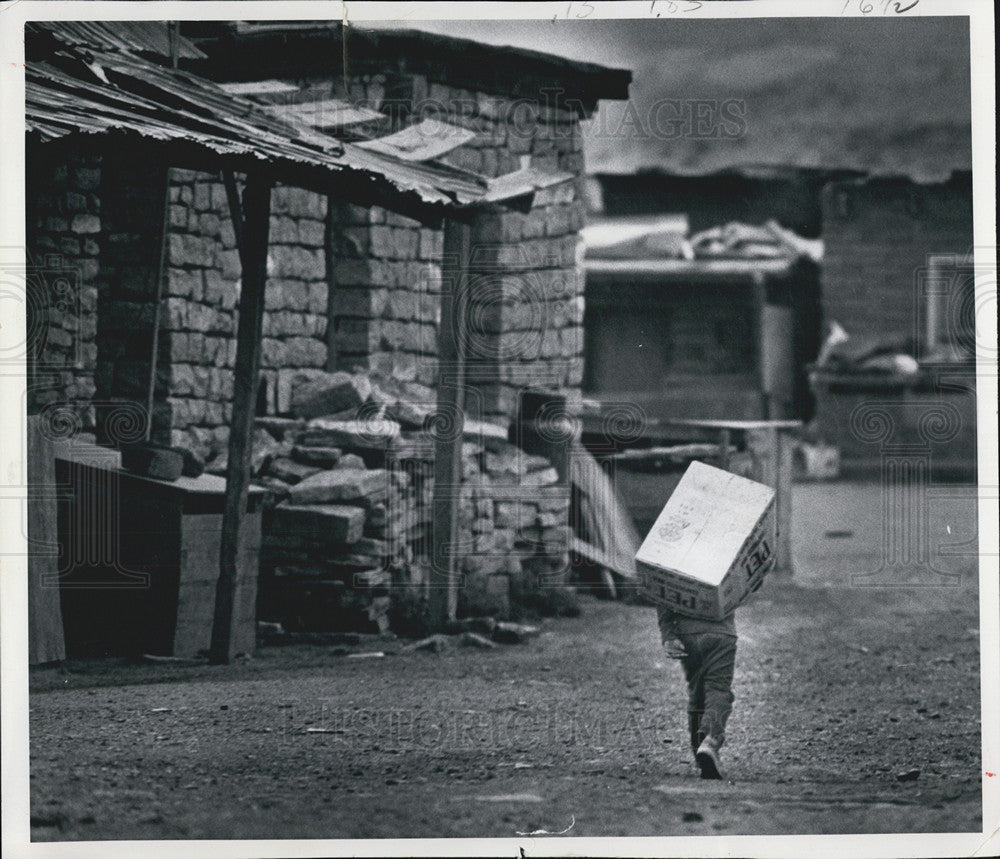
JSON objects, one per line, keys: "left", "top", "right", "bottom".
{"left": 636, "top": 460, "right": 776, "bottom": 620}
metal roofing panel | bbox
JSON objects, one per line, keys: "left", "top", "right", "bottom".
{"left": 263, "top": 99, "right": 386, "bottom": 131}
{"left": 482, "top": 166, "right": 575, "bottom": 203}
{"left": 357, "top": 118, "right": 477, "bottom": 162}
{"left": 29, "top": 21, "right": 206, "bottom": 60}
{"left": 24, "top": 56, "right": 478, "bottom": 212}
{"left": 25, "top": 23, "right": 578, "bottom": 219}
{"left": 218, "top": 79, "right": 301, "bottom": 97}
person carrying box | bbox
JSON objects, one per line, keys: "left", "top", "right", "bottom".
{"left": 637, "top": 461, "right": 776, "bottom": 782}
{"left": 657, "top": 605, "right": 737, "bottom": 780}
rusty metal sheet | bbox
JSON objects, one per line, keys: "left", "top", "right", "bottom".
{"left": 28, "top": 21, "right": 206, "bottom": 60}
{"left": 25, "top": 23, "right": 573, "bottom": 216}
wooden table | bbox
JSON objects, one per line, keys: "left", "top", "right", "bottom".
{"left": 54, "top": 442, "right": 263, "bottom": 658}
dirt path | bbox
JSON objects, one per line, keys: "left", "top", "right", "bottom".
{"left": 28, "top": 483, "right": 984, "bottom": 841}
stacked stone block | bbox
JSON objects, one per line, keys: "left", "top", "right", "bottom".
{"left": 161, "top": 170, "right": 330, "bottom": 459}
{"left": 27, "top": 151, "right": 102, "bottom": 426}
{"left": 328, "top": 202, "right": 442, "bottom": 387}
{"left": 465, "top": 183, "right": 587, "bottom": 421}
{"left": 232, "top": 369, "right": 572, "bottom": 634}
{"left": 409, "top": 79, "right": 588, "bottom": 421}
{"left": 320, "top": 76, "right": 589, "bottom": 424}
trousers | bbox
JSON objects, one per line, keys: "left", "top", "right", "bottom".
{"left": 677, "top": 632, "right": 737, "bottom": 752}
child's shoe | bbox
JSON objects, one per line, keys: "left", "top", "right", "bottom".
{"left": 688, "top": 714, "right": 704, "bottom": 756}
{"left": 695, "top": 736, "right": 724, "bottom": 780}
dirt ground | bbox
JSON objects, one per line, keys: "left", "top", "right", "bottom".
{"left": 26, "top": 481, "right": 986, "bottom": 842}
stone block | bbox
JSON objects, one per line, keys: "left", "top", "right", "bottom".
{"left": 291, "top": 445, "right": 342, "bottom": 468}
{"left": 269, "top": 215, "right": 298, "bottom": 244}
{"left": 168, "top": 205, "right": 187, "bottom": 230}
{"left": 560, "top": 326, "right": 583, "bottom": 357}
{"left": 283, "top": 337, "right": 326, "bottom": 367}
{"left": 220, "top": 220, "right": 237, "bottom": 249}
{"left": 336, "top": 453, "right": 366, "bottom": 470}
{"left": 334, "top": 258, "right": 394, "bottom": 287}
{"left": 523, "top": 467, "right": 559, "bottom": 486}
{"left": 307, "top": 282, "right": 327, "bottom": 314}
{"left": 193, "top": 182, "right": 212, "bottom": 212}
{"left": 71, "top": 167, "right": 100, "bottom": 191}
{"left": 292, "top": 371, "right": 372, "bottom": 419}
{"left": 287, "top": 468, "right": 389, "bottom": 504}
{"left": 300, "top": 417, "right": 400, "bottom": 450}
{"left": 210, "top": 183, "right": 230, "bottom": 213}
{"left": 261, "top": 338, "right": 288, "bottom": 368}
{"left": 218, "top": 249, "right": 242, "bottom": 280}
{"left": 279, "top": 280, "right": 309, "bottom": 312}
{"left": 67, "top": 213, "right": 98, "bottom": 235}
{"left": 270, "top": 502, "right": 365, "bottom": 544}
{"left": 199, "top": 213, "right": 221, "bottom": 238}
{"left": 265, "top": 457, "right": 322, "bottom": 485}
{"left": 297, "top": 219, "right": 326, "bottom": 248}
{"left": 275, "top": 367, "right": 327, "bottom": 414}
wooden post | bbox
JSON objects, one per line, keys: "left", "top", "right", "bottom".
{"left": 752, "top": 271, "right": 769, "bottom": 419}
{"left": 429, "top": 219, "right": 471, "bottom": 629}
{"left": 773, "top": 427, "right": 795, "bottom": 576}
{"left": 145, "top": 165, "right": 173, "bottom": 442}
{"left": 210, "top": 172, "right": 272, "bottom": 665}
{"left": 745, "top": 425, "right": 794, "bottom": 576}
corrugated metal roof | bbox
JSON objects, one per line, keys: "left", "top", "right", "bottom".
{"left": 24, "top": 40, "right": 515, "bottom": 220}
{"left": 26, "top": 22, "right": 583, "bottom": 221}
{"left": 29, "top": 21, "right": 206, "bottom": 60}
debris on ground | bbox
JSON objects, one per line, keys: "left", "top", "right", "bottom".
{"left": 493, "top": 622, "right": 541, "bottom": 645}
{"left": 516, "top": 814, "right": 576, "bottom": 835}
{"left": 460, "top": 632, "right": 497, "bottom": 650}
{"left": 401, "top": 634, "right": 452, "bottom": 653}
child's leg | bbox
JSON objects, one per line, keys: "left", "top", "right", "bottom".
{"left": 680, "top": 655, "right": 707, "bottom": 754}
{"left": 695, "top": 635, "right": 737, "bottom": 747}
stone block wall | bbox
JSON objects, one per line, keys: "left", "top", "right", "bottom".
{"left": 430, "top": 82, "right": 588, "bottom": 420}
{"left": 465, "top": 184, "right": 587, "bottom": 421}
{"left": 322, "top": 75, "right": 590, "bottom": 423}
{"left": 820, "top": 174, "right": 973, "bottom": 346}
{"left": 26, "top": 149, "right": 101, "bottom": 425}
{"left": 327, "top": 203, "right": 442, "bottom": 388}
{"left": 160, "top": 170, "right": 330, "bottom": 458}
{"left": 92, "top": 157, "right": 170, "bottom": 444}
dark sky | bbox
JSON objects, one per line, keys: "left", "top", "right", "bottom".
{"left": 362, "top": 16, "right": 973, "bottom": 179}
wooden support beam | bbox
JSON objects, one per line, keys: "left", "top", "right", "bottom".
{"left": 210, "top": 171, "right": 272, "bottom": 665}
{"left": 145, "top": 165, "right": 173, "bottom": 442}
{"left": 429, "top": 219, "right": 471, "bottom": 629}
{"left": 751, "top": 271, "right": 770, "bottom": 419}
{"left": 221, "top": 170, "right": 244, "bottom": 259}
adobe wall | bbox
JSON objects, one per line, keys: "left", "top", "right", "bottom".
{"left": 820, "top": 174, "right": 973, "bottom": 346}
